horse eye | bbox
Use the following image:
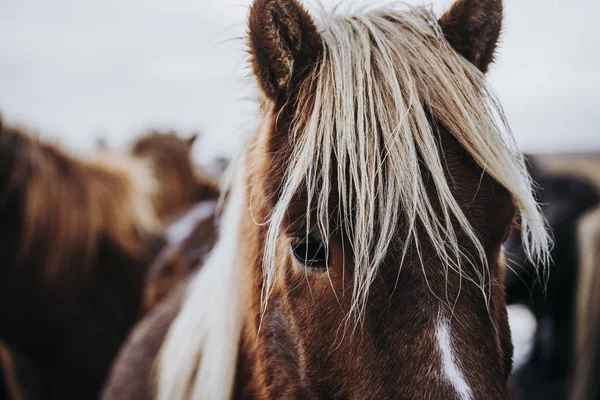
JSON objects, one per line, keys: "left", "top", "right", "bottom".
{"left": 290, "top": 235, "right": 329, "bottom": 271}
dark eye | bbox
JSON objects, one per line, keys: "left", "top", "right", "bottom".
{"left": 290, "top": 234, "right": 329, "bottom": 271}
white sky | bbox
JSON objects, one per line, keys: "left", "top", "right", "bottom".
{"left": 1, "top": 0, "right": 599, "bottom": 165}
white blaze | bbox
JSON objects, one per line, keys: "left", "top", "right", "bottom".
{"left": 436, "top": 318, "right": 473, "bottom": 400}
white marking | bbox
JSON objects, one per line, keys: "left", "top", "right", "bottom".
{"left": 165, "top": 200, "right": 216, "bottom": 244}
{"left": 507, "top": 304, "right": 537, "bottom": 371}
{"left": 436, "top": 318, "right": 473, "bottom": 400}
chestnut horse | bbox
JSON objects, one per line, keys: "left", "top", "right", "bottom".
{"left": 0, "top": 120, "right": 166, "bottom": 399}
{"left": 104, "top": 0, "right": 550, "bottom": 398}
{"left": 130, "top": 131, "right": 220, "bottom": 224}
{"left": 129, "top": 130, "right": 221, "bottom": 312}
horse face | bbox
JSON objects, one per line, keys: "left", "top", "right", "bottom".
{"left": 241, "top": 0, "right": 544, "bottom": 398}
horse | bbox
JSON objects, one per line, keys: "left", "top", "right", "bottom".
{"left": 572, "top": 206, "right": 600, "bottom": 400}
{"left": 128, "top": 130, "right": 221, "bottom": 312}
{"left": 530, "top": 153, "right": 600, "bottom": 400}
{"left": 503, "top": 156, "right": 600, "bottom": 399}
{"left": 0, "top": 120, "right": 166, "bottom": 399}
{"left": 102, "top": 0, "right": 550, "bottom": 398}
{"left": 143, "top": 199, "right": 220, "bottom": 312}
{"left": 103, "top": 178, "right": 221, "bottom": 399}
{"left": 130, "top": 130, "right": 220, "bottom": 224}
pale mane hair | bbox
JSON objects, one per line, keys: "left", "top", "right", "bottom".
{"left": 262, "top": 4, "right": 551, "bottom": 317}
{"left": 156, "top": 158, "right": 245, "bottom": 400}
{"left": 155, "top": 3, "right": 552, "bottom": 399}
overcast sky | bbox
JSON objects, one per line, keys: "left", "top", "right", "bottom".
{"left": 1, "top": 0, "right": 598, "bottom": 164}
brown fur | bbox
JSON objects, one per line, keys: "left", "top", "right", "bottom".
{"left": 229, "top": 1, "right": 515, "bottom": 398}
{"left": 130, "top": 131, "right": 220, "bottom": 223}
{"left": 0, "top": 122, "right": 165, "bottom": 399}
{"left": 529, "top": 153, "right": 600, "bottom": 399}
{"left": 572, "top": 207, "right": 600, "bottom": 400}
{"left": 537, "top": 154, "right": 600, "bottom": 188}
{"left": 439, "top": 0, "right": 503, "bottom": 73}
{"left": 545, "top": 154, "right": 600, "bottom": 400}
{"left": 0, "top": 340, "right": 40, "bottom": 400}
{"left": 143, "top": 204, "right": 218, "bottom": 312}
{"left": 248, "top": 0, "right": 323, "bottom": 104}
{"left": 232, "top": 117, "right": 515, "bottom": 399}
{"left": 102, "top": 286, "right": 185, "bottom": 400}
{"left": 103, "top": 0, "right": 520, "bottom": 397}
{"left": 103, "top": 202, "right": 219, "bottom": 397}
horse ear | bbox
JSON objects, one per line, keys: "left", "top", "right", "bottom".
{"left": 187, "top": 134, "right": 198, "bottom": 148}
{"left": 439, "top": 0, "right": 503, "bottom": 73}
{"left": 248, "top": 0, "right": 323, "bottom": 102}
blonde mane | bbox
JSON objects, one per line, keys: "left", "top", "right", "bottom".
{"left": 262, "top": 4, "right": 550, "bottom": 317}
{"left": 156, "top": 158, "right": 245, "bottom": 400}
{"left": 156, "top": 3, "right": 551, "bottom": 399}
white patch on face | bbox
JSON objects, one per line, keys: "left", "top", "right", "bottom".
{"left": 507, "top": 304, "right": 537, "bottom": 371}
{"left": 436, "top": 317, "right": 473, "bottom": 400}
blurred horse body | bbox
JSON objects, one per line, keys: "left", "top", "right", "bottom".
{"left": 0, "top": 120, "right": 166, "bottom": 399}
{"left": 103, "top": 192, "right": 220, "bottom": 400}
{"left": 573, "top": 206, "right": 600, "bottom": 400}
{"left": 529, "top": 153, "right": 600, "bottom": 400}
{"left": 0, "top": 122, "right": 223, "bottom": 399}
{"left": 130, "top": 131, "right": 219, "bottom": 224}
{"left": 129, "top": 130, "right": 221, "bottom": 312}
{"left": 505, "top": 155, "right": 600, "bottom": 399}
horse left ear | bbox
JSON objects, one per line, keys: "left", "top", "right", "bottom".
{"left": 439, "top": 0, "right": 503, "bottom": 73}
{"left": 248, "top": 0, "right": 323, "bottom": 102}
{"left": 187, "top": 134, "right": 198, "bottom": 148}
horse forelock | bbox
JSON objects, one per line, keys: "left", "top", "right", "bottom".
{"left": 260, "top": 4, "right": 551, "bottom": 319}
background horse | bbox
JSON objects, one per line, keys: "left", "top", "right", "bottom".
{"left": 504, "top": 156, "right": 600, "bottom": 399}
{"left": 104, "top": 0, "right": 550, "bottom": 398}
{"left": 128, "top": 130, "right": 221, "bottom": 311}
{"left": 0, "top": 119, "right": 168, "bottom": 399}
{"left": 572, "top": 206, "right": 600, "bottom": 400}
{"left": 130, "top": 131, "right": 220, "bottom": 224}
{"left": 143, "top": 202, "right": 219, "bottom": 312}
{"left": 529, "top": 153, "right": 600, "bottom": 400}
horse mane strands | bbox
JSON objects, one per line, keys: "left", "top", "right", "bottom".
{"left": 156, "top": 159, "right": 246, "bottom": 400}
{"left": 2, "top": 125, "right": 159, "bottom": 278}
{"left": 262, "top": 4, "right": 551, "bottom": 318}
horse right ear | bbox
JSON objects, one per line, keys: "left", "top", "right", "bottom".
{"left": 439, "top": 0, "right": 503, "bottom": 73}
{"left": 187, "top": 134, "right": 198, "bottom": 149}
{"left": 248, "top": 0, "right": 323, "bottom": 103}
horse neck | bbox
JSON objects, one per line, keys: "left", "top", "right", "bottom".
{"left": 154, "top": 167, "right": 219, "bottom": 223}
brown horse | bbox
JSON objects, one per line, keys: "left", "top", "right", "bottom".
{"left": 503, "top": 156, "right": 600, "bottom": 399}
{"left": 143, "top": 199, "right": 219, "bottom": 312}
{"left": 128, "top": 130, "right": 221, "bottom": 312}
{"left": 130, "top": 131, "right": 220, "bottom": 224}
{"left": 572, "top": 206, "right": 600, "bottom": 400}
{"left": 103, "top": 0, "right": 550, "bottom": 398}
{"left": 522, "top": 153, "right": 600, "bottom": 400}
{"left": 538, "top": 153, "right": 600, "bottom": 400}
{"left": 0, "top": 120, "right": 166, "bottom": 399}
